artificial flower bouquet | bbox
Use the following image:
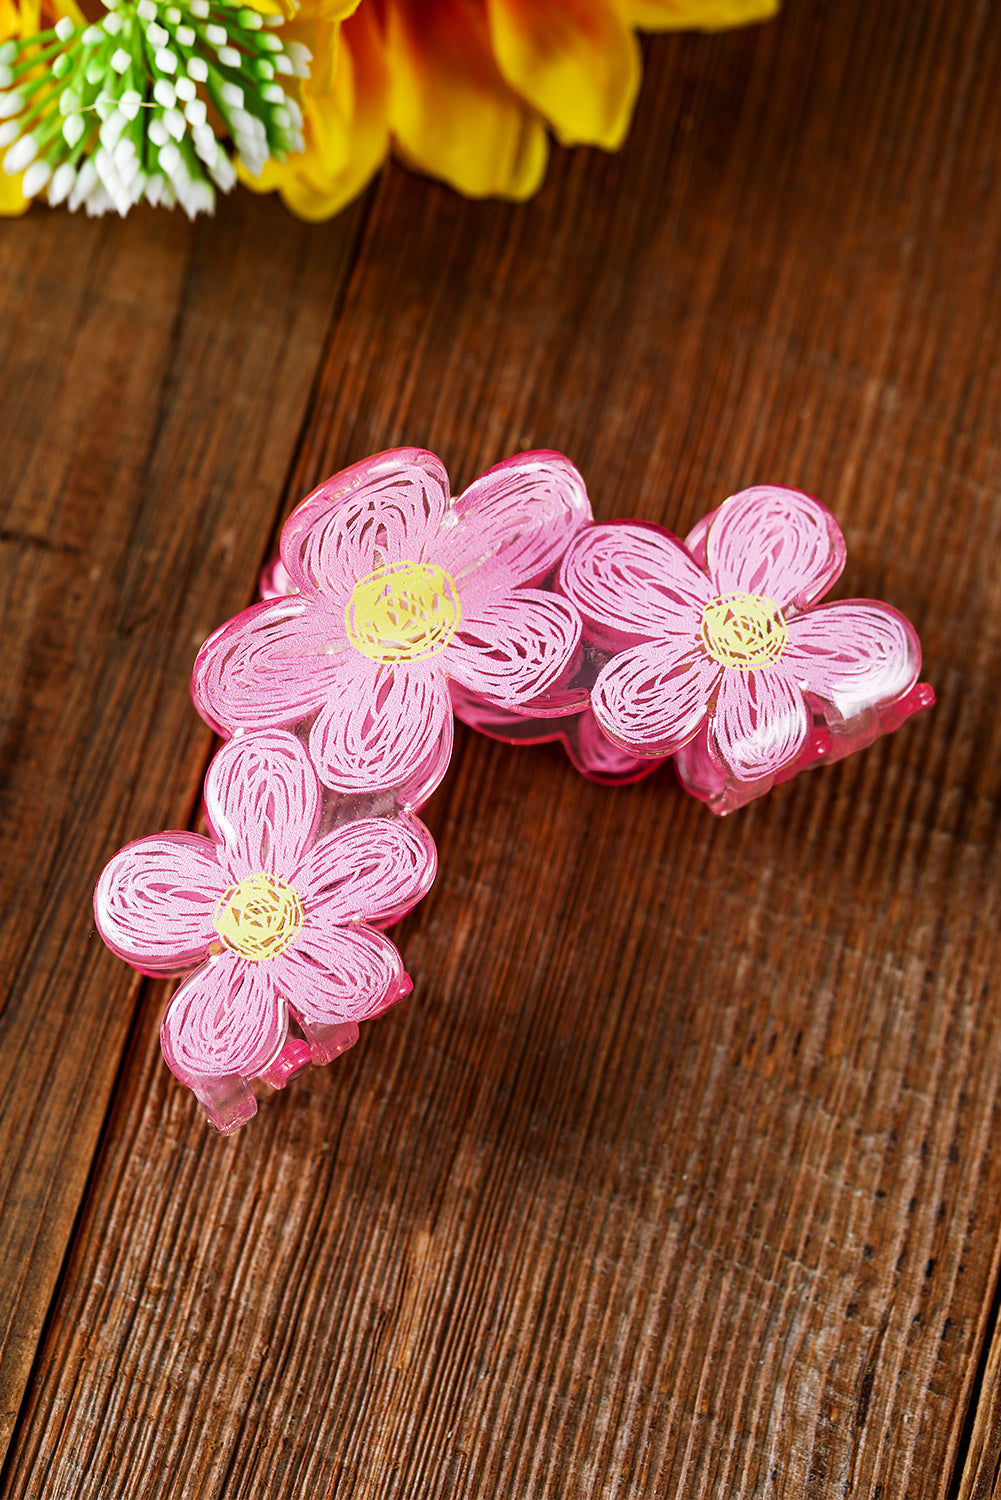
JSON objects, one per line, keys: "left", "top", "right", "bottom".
{"left": 0, "top": 0, "right": 779, "bottom": 219}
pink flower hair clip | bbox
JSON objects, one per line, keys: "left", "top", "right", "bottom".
{"left": 194, "top": 447, "right": 593, "bottom": 809}
{"left": 443, "top": 485, "right": 934, "bottom": 813}
{"left": 95, "top": 452, "right": 933, "bottom": 1130}
{"left": 95, "top": 730, "right": 437, "bottom": 1132}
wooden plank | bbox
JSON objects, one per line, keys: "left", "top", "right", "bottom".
{"left": 0, "top": 193, "right": 364, "bottom": 1456}
{"left": 956, "top": 1315, "right": 1001, "bottom": 1500}
{"left": 6, "top": 0, "right": 1001, "bottom": 1493}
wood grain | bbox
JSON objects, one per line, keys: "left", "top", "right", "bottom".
{"left": 3, "top": 0, "right": 1001, "bottom": 1494}
{"left": 0, "top": 194, "right": 364, "bottom": 1456}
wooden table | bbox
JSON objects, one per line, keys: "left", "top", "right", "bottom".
{"left": 2, "top": 2, "right": 1000, "bottom": 1494}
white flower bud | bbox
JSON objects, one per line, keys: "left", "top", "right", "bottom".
{"left": 3, "top": 132, "right": 37, "bottom": 173}
{"left": 62, "top": 112, "right": 85, "bottom": 146}
{"left": 48, "top": 161, "right": 77, "bottom": 204}
{"left": 99, "top": 110, "right": 125, "bottom": 149}
{"left": 285, "top": 42, "right": 312, "bottom": 76}
{"left": 21, "top": 158, "right": 50, "bottom": 195}
{"left": 209, "top": 149, "right": 235, "bottom": 191}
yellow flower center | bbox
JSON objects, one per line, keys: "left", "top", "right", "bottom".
{"left": 344, "top": 560, "right": 461, "bottom": 664}
{"left": 700, "top": 591, "right": 788, "bottom": 670}
{"left": 213, "top": 873, "right": 305, "bottom": 963}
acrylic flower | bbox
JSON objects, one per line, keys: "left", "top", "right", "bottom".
{"left": 560, "top": 487, "right": 922, "bottom": 786}
{"left": 95, "top": 728, "right": 437, "bottom": 1096}
{"left": 193, "top": 448, "right": 591, "bottom": 806}
{"left": 253, "top": 0, "right": 779, "bottom": 218}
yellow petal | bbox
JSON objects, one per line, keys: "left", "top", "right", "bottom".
{"left": 385, "top": 0, "right": 548, "bottom": 200}
{"left": 0, "top": 173, "right": 30, "bottom": 217}
{"left": 486, "top": 0, "right": 640, "bottom": 149}
{"left": 241, "top": 5, "right": 390, "bottom": 221}
{"left": 627, "top": 0, "right": 778, "bottom": 30}
{"left": 0, "top": 0, "right": 85, "bottom": 214}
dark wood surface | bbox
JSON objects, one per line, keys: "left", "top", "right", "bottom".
{"left": 1, "top": 2, "right": 1000, "bottom": 1494}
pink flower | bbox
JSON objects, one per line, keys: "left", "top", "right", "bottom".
{"left": 560, "top": 487, "right": 923, "bottom": 787}
{"left": 193, "top": 449, "right": 591, "bottom": 807}
{"left": 94, "top": 730, "right": 437, "bottom": 1121}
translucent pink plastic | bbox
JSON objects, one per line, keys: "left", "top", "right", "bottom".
{"left": 261, "top": 478, "right": 932, "bottom": 810}
{"left": 95, "top": 455, "right": 935, "bottom": 1132}
{"left": 194, "top": 448, "right": 593, "bottom": 809}
{"left": 95, "top": 730, "right": 437, "bottom": 1132}
{"left": 559, "top": 487, "right": 933, "bottom": 813}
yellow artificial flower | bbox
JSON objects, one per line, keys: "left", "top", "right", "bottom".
{"left": 239, "top": 0, "right": 391, "bottom": 220}
{"left": 259, "top": 0, "right": 778, "bottom": 220}
{"left": 0, "top": 0, "right": 84, "bottom": 214}
{"left": 627, "top": 0, "right": 778, "bottom": 29}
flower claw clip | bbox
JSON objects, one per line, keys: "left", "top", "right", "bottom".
{"left": 425, "top": 483, "right": 933, "bottom": 813}
{"left": 96, "top": 448, "right": 595, "bottom": 1129}
{"left": 95, "top": 454, "right": 933, "bottom": 1130}
{"left": 95, "top": 729, "right": 437, "bottom": 1132}
{"left": 559, "top": 486, "right": 932, "bottom": 812}
{"left": 194, "top": 447, "right": 594, "bottom": 810}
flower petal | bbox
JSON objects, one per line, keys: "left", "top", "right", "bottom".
{"left": 438, "top": 451, "right": 593, "bottom": 602}
{"left": 591, "top": 639, "right": 719, "bottom": 756}
{"left": 297, "top": 811, "right": 437, "bottom": 923}
{"left": 560, "top": 521, "right": 713, "bottom": 649}
{"left": 445, "top": 589, "right": 584, "bottom": 709}
{"left": 241, "top": 5, "right": 391, "bottom": 222}
{"left": 308, "top": 659, "right": 453, "bottom": 800}
{"left": 570, "top": 707, "right": 667, "bottom": 784}
{"left": 627, "top": 0, "right": 779, "bottom": 29}
{"left": 204, "top": 730, "right": 320, "bottom": 882}
{"left": 486, "top": 0, "right": 641, "bottom": 149}
{"left": 160, "top": 950, "right": 286, "bottom": 1084}
{"left": 191, "top": 596, "right": 351, "bottom": 735}
{"left": 704, "top": 487, "right": 846, "bottom": 609}
{"left": 281, "top": 449, "right": 451, "bottom": 599}
{"left": 711, "top": 665, "right": 809, "bottom": 781}
{"left": 783, "top": 601, "right": 921, "bottom": 720}
{"left": 385, "top": 0, "right": 549, "bottom": 199}
{"left": 94, "top": 832, "right": 226, "bottom": 977}
{"left": 274, "top": 923, "right": 408, "bottom": 1025}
